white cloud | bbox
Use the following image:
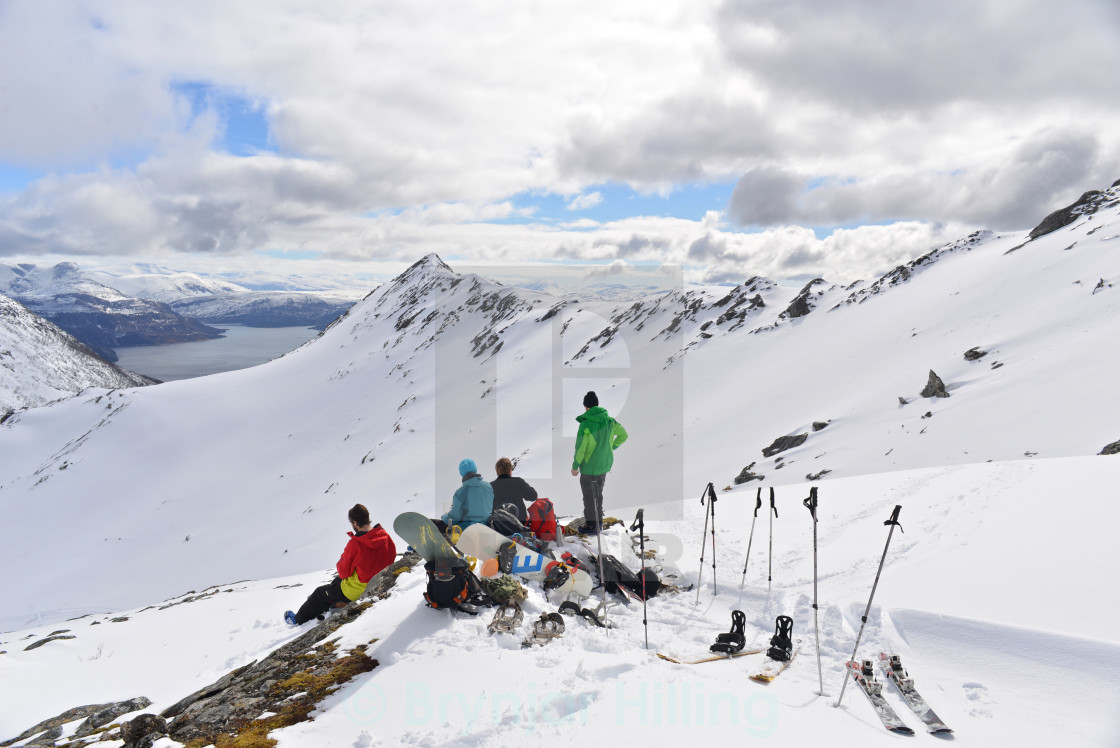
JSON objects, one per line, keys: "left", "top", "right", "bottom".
{"left": 566, "top": 192, "right": 603, "bottom": 211}
{"left": 0, "top": 0, "right": 1117, "bottom": 276}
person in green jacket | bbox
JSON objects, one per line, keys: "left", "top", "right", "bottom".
{"left": 570, "top": 391, "right": 628, "bottom": 534}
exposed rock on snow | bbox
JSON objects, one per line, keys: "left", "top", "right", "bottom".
{"left": 119, "top": 713, "right": 168, "bottom": 747}
{"left": 964, "top": 346, "right": 988, "bottom": 361}
{"left": 812, "top": 420, "right": 830, "bottom": 431}
{"left": 734, "top": 463, "right": 764, "bottom": 484}
{"left": 163, "top": 555, "right": 414, "bottom": 746}
{"left": 762, "top": 433, "right": 809, "bottom": 458}
{"left": 1028, "top": 184, "right": 1120, "bottom": 240}
{"left": 1100, "top": 440, "right": 1120, "bottom": 456}
{"left": 920, "top": 369, "right": 950, "bottom": 398}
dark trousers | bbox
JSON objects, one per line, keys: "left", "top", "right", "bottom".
{"left": 580, "top": 473, "right": 606, "bottom": 524}
{"left": 295, "top": 576, "right": 350, "bottom": 624}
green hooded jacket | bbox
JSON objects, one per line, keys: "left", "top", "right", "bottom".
{"left": 572, "top": 406, "right": 628, "bottom": 475}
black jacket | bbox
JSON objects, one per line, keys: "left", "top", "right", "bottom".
{"left": 489, "top": 475, "right": 538, "bottom": 522}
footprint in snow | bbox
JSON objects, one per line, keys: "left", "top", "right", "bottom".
{"left": 962, "top": 682, "right": 993, "bottom": 718}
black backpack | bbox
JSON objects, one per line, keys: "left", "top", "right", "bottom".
{"left": 487, "top": 506, "right": 528, "bottom": 536}
{"left": 423, "top": 560, "right": 490, "bottom": 610}
{"left": 598, "top": 554, "right": 659, "bottom": 599}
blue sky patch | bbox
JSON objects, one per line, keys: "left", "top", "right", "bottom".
{"left": 173, "top": 81, "right": 273, "bottom": 156}
{"left": 494, "top": 181, "right": 738, "bottom": 225}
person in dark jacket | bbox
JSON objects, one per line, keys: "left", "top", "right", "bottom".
{"left": 440, "top": 458, "right": 494, "bottom": 530}
{"left": 571, "top": 391, "right": 628, "bottom": 534}
{"left": 285, "top": 504, "right": 396, "bottom": 625}
{"left": 490, "top": 457, "right": 538, "bottom": 522}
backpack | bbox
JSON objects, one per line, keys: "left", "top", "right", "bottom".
{"left": 527, "top": 498, "right": 558, "bottom": 541}
{"left": 487, "top": 506, "right": 528, "bottom": 536}
{"left": 598, "top": 553, "right": 660, "bottom": 600}
{"left": 423, "top": 560, "right": 487, "bottom": 610}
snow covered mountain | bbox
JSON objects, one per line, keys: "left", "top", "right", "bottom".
{"left": 0, "top": 181, "right": 1118, "bottom": 746}
{"left": 0, "top": 263, "right": 362, "bottom": 361}
{"left": 0, "top": 263, "right": 226, "bottom": 361}
{"left": 0, "top": 293, "right": 155, "bottom": 412}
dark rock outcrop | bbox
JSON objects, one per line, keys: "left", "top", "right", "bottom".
{"left": 119, "top": 714, "right": 167, "bottom": 748}
{"left": 1100, "top": 441, "right": 1120, "bottom": 456}
{"left": 734, "top": 463, "right": 764, "bottom": 484}
{"left": 964, "top": 347, "right": 988, "bottom": 361}
{"left": 1028, "top": 187, "right": 1119, "bottom": 240}
{"left": 762, "top": 433, "right": 809, "bottom": 458}
{"left": 920, "top": 370, "right": 949, "bottom": 398}
{"left": 812, "top": 421, "right": 830, "bottom": 431}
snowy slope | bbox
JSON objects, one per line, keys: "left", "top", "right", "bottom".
{"left": 0, "top": 293, "right": 155, "bottom": 412}
{"left": 0, "top": 185, "right": 1119, "bottom": 745}
{"left": 2, "top": 458, "right": 1118, "bottom": 747}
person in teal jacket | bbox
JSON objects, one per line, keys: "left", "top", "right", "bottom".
{"left": 441, "top": 458, "right": 494, "bottom": 530}
{"left": 570, "top": 391, "right": 628, "bottom": 533}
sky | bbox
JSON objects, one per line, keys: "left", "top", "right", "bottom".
{"left": 0, "top": 0, "right": 1118, "bottom": 286}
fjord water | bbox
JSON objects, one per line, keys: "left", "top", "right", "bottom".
{"left": 113, "top": 324, "right": 321, "bottom": 381}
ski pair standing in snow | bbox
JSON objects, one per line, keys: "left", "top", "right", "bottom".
{"left": 285, "top": 504, "right": 396, "bottom": 625}
{"left": 570, "top": 391, "right": 628, "bottom": 535}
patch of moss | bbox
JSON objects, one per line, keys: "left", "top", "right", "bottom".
{"left": 203, "top": 647, "right": 378, "bottom": 748}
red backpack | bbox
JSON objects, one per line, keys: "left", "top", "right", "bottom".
{"left": 527, "top": 498, "right": 558, "bottom": 541}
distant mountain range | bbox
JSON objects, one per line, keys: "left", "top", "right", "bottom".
{"left": 0, "top": 262, "right": 364, "bottom": 361}
{"left": 0, "top": 292, "right": 156, "bottom": 412}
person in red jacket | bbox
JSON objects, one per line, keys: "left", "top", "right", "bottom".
{"left": 285, "top": 504, "right": 396, "bottom": 625}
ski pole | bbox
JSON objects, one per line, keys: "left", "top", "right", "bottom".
{"left": 767, "top": 487, "right": 778, "bottom": 592}
{"left": 739, "top": 488, "right": 762, "bottom": 589}
{"left": 804, "top": 486, "right": 825, "bottom": 696}
{"left": 835, "top": 505, "right": 903, "bottom": 708}
{"left": 630, "top": 508, "right": 648, "bottom": 650}
{"left": 694, "top": 482, "right": 714, "bottom": 604}
{"left": 708, "top": 484, "right": 719, "bottom": 596}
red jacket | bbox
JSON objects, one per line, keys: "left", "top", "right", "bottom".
{"left": 336, "top": 524, "right": 396, "bottom": 591}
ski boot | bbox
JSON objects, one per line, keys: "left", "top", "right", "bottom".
{"left": 710, "top": 610, "right": 747, "bottom": 654}
{"left": 766, "top": 615, "right": 794, "bottom": 662}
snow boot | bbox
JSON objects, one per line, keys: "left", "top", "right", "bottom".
{"left": 284, "top": 610, "right": 298, "bottom": 626}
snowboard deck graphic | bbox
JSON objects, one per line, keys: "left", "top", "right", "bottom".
{"left": 393, "top": 512, "right": 460, "bottom": 567}
{"left": 457, "top": 523, "right": 592, "bottom": 596}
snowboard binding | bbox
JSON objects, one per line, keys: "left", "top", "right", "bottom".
{"left": 767, "top": 615, "right": 794, "bottom": 662}
{"left": 522, "top": 612, "right": 565, "bottom": 647}
{"left": 487, "top": 601, "right": 524, "bottom": 634}
{"left": 543, "top": 563, "right": 572, "bottom": 591}
{"left": 710, "top": 610, "right": 747, "bottom": 654}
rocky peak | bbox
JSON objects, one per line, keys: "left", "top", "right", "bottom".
{"left": 1028, "top": 181, "right": 1120, "bottom": 240}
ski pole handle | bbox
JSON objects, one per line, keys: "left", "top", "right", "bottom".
{"left": 770, "top": 487, "right": 778, "bottom": 518}
{"left": 803, "top": 486, "right": 818, "bottom": 520}
{"left": 753, "top": 488, "right": 761, "bottom": 517}
{"left": 630, "top": 508, "right": 645, "bottom": 533}
{"left": 700, "top": 482, "right": 714, "bottom": 505}
{"left": 884, "top": 505, "right": 903, "bottom": 531}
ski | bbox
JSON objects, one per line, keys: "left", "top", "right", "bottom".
{"left": 657, "top": 648, "right": 765, "bottom": 665}
{"left": 878, "top": 653, "right": 953, "bottom": 734}
{"left": 845, "top": 660, "right": 915, "bottom": 735}
{"left": 748, "top": 641, "right": 800, "bottom": 682}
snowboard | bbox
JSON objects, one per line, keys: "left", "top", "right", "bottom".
{"left": 657, "top": 648, "right": 766, "bottom": 665}
{"left": 393, "top": 512, "right": 460, "bottom": 567}
{"left": 457, "top": 523, "right": 593, "bottom": 597}
{"left": 748, "top": 641, "right": 800, "bottom": 682}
